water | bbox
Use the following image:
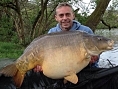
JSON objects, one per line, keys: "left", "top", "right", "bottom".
{"left": 95, "top": 28, "right": 118, "bottom": 68}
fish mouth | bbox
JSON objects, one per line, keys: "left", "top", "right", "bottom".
{"left": 107, "top": 46, "right": 113, "bottom": 50}
{"left": 107, "top": 40, "right": 114, "bottom": 50}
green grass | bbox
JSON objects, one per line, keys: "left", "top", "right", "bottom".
{"left": 0, "top": 42, "right": 24, "bottom": 60}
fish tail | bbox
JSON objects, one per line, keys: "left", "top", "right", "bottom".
{"left": 0, "top": 63, "right": 25, "bottom": 88}
{"left": 13, "top": 69, "right": 25, "bottom": 88}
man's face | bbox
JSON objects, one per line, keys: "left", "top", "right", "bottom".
{"left": 55, "top": 6, "right": 75, "bottom": 31}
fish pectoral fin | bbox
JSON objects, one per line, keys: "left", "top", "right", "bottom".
{"left": 13, "top": 70, "right": 25, "bottom": 88}
{"left": 64, "top": 73, "right": 78, "bottom": 84}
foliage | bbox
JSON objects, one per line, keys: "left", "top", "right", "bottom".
{"left": 0, "top": 13, "right": 15, "bottom": 42}
{"left": 75, "top": 13, "right": 88, "bottom": 25}
{"left": 97, "top": 10, "right": 118, "bottom": 29}
{"left": 0, "top": 0, "right": 12, "bottom": 3}
{"left": 97, "top": 0, "right": 118, "bottom": 29}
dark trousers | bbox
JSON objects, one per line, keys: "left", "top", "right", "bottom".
{"left": 1, "top": 66, "right": 118, "bottom": 89}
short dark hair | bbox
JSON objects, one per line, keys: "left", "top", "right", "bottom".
{"left": 55, "top": 2, "right": 74, "bottom": 14}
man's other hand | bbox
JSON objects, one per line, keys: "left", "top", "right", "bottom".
{"left": 33, "top": 65, "right": 43, "bottom": 72}
{"left": 90, "top": 55, "right": 99, "bottom": 64}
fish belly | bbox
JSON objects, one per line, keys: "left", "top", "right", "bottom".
{"left": 42, "top": 46, "right": 90, "bottom": 79}
{"left": 42, "top": 58, "right": 89, "bottom": 79}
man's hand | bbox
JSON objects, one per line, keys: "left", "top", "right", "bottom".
{"left": 33, "top": 65, "right": 43, "bottom": 72}
{"left": 90, "top": 55, "right": 99, "bottom": 64}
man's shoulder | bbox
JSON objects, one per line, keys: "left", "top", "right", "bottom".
{"left": 73, "top": 20, "right": 93, "bottom": 34}
{"left": 78, "top": 25, "right": 93, "bottom": 34}
{"left": 48, "top": 27, "right": 58, "bottom": 33}
{"left": 79, "top": 25, "right": 90, "bottom": 30}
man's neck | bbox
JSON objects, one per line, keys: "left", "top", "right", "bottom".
{"left": 60, "top": 26, "right": 72, "bottom": 31}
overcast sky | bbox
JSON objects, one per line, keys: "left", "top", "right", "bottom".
{"left": 73, "top": 0, "right": 113, "bottom": 15}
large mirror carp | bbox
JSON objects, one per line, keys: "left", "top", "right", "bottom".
{"left": 0, "top": 31, "right": 114, "bottom": 88}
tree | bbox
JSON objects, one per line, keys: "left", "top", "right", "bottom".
{"left": 0, "top": 0, "right": 26, "bottom": 44}
{"left": 85, "top": 0, "right": 111, "bottom": 32}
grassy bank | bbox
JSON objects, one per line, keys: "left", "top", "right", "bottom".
{"left": 0, "top": 42, "right": 24, "bottom": 60}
